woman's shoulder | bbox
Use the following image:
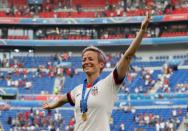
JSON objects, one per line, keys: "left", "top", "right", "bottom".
{"left": 72, "top": 83, "right": 84, "bottom": 91}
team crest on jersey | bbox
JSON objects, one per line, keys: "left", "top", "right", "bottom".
{"left": 91, "top": 86, "right": 98, "bottom": 96}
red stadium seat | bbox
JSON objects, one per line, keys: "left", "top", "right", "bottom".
{"left": 0, "top": 11, "right": 6, "bottom": 17}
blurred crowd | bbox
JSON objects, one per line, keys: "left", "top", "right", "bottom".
{"left": 7, "top": 108, "right": 65, "bottom": 131}
{"left": 117, "top": 105, "right": 183, "bottom": 131}
{"left": 0, "top": 0, "right": 187, "bottom": 40}
{"left": 0, "top": 52, "right": 77, "bottom": 93}
{"left": 2, "top": 0, "right": 188, "bottom": 18}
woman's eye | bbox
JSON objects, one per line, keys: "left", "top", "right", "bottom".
{"left": 89, "top": 58, "right": 93, "bottom": 61}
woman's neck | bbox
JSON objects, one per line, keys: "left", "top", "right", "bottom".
{"left": 86, "top": 73, "right": 100, "bottom": 85}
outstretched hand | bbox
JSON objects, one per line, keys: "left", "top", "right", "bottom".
{"left": 141, "top": 11, "right": 151, "bottom": 31}
{"left": 42, "top": 102, "right": 51, "bottom": 110}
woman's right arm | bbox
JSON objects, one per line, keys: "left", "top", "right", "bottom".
{"left": 42, "top": 94, "right": 69, "bottom": 109}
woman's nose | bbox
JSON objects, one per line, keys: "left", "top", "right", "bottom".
{"left": 84, "top": 59, "right": 89, "bottom": 64}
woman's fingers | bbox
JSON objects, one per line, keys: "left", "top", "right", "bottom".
{"left": 141, "top": 11, "right": 151, "bottom": 30}
{"left": 42, "top": 103, "right": 50, "bottom": 109}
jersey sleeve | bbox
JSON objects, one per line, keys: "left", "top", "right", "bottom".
{"left": 66, "top": 85, "right": 81, "bottom": 106}
{"left": 113, "top": 67, "right": 125, "bottom": 85}
{"left": 103, "top": 68, "right": 125, "bottom": 91}
{"left": 67, "top": 92, "right": 75, "bottom": 106}
{"left": 105, "top": 68, "right": 124, "bottom": 84}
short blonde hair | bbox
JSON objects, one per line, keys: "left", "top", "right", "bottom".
{"left": 82, "top": 46, "right": 106, "bottom": 72}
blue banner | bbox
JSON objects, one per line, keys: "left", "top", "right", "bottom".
{"left": 0, "top": 14, "right": 187, "bottom": 25}
{"left": 20, "top": 15, "right": 163, "bottom": 25}
{"left": 0, "top": 15, "right": 163, "bottom": 25}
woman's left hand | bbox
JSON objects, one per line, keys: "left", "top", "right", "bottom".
{"left": 141, "top": 11, "right": 151, "bottom": 31}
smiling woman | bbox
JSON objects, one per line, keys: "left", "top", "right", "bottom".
{"left": 82, "top": 46, "right": 106, "bottom": 76}
{"left": 42, "top": 12, "right": 151, "bottom": 131}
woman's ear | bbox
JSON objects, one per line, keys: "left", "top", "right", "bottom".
{"left": 100, "top": 62, "right": 105, "bottom": 69}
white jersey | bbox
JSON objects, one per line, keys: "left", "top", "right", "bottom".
{"left": 68, "top": 69, "right": 123, "bottom": 131}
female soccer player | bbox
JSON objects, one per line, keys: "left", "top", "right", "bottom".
{"left": 43, "top": 12, "right": 151, "bottom": 131}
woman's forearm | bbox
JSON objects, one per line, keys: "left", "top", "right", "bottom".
{"left": 43, "top": 94, "right": 69, "bottom": 109}
{"left": 116, "top": 12, "right": 151, "bottom": 79}
{"left": 124, "top": 29, "right": 146, "bottom": 57}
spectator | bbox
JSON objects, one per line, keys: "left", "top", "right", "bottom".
{"left": 120, "top": 123, "right": 125, "bottom": 131}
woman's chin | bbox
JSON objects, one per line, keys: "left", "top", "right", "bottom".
{"left": 84, "top": 70, "right": 93, "bottom": 75}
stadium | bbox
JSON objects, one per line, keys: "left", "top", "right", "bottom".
{"left": 0, "top": 0, "right": 188, "bottom": 131}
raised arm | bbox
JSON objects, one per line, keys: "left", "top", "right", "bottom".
{"left": 42, "top": 94, "right": 69, "bottom": 109}
{"left": 116, "top": 12, "right": 151, "bottom": 79}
